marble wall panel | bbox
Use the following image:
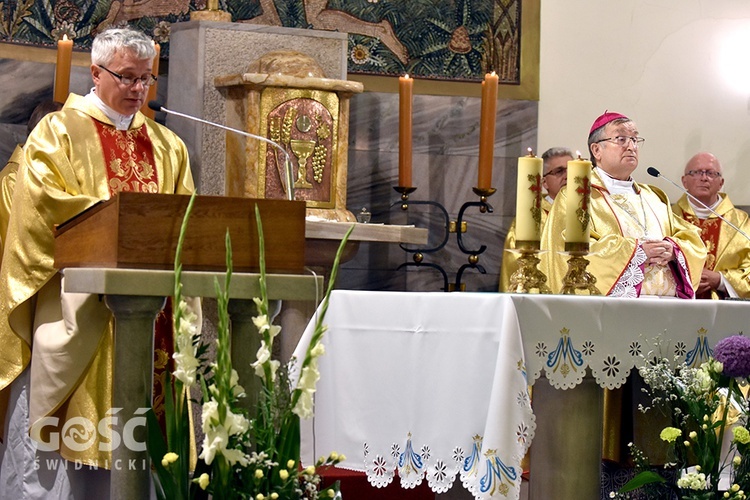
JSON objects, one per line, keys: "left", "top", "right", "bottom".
{"left": 0, "top": 59, "right": 167, "bottom": 167}
{"left": 341, "top": 91, "right": 538, "bottom": 292}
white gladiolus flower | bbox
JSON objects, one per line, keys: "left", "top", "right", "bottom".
{"left": 253, "top": 314, "right": 271, "bottom": 333}
{"left": 199, "top": 398, "right": 250, "bottom": 466}
{"left": 230, "top": 369, "right": 246, "bottom": 398}
{"left": 298, "top": 364, "right": 321, "bottom": 391}
{"left": 293, "top": 391, "right": 314, "bottom": 419}
{"left": 252, "top": 342, "right": 272, "bottom": 378}
{"left": 224, "top": 411, "right": 250, "bottom": 437}
{"left": 199, "top": 424, "right": 228, "bottom": 465}
{"left": 222, "top": 446, "right": 249, "bottom": 467}
{"left": 172, "top": 298, "right": 201, "bottom": 387}
{"left": 310, "top": 342, "right": 325, "bottom": 358}
{"left": 201, "top": 400, "right": 219, "bottom": 429}
{"left": 251, "top": 342, "right": 281, "bottom": 382}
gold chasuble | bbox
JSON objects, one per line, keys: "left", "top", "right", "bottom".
{"left": 673, "top": 193, "right": 750, "bottom": 299}
{"left": 0, "top": 94, "right": 194, "bottom": 467}
{"left": 0, "top": 143, "right": 22, "bottom": 259}
{"left": 541, "top": 168, "right": 705, "bottom": 297}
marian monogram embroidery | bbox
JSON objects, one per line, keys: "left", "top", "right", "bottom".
{"left": 93, "top": 120, "right": 159, "bottom": 194}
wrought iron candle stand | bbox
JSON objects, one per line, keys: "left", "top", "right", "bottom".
{"left": 560, "top": 242, "right": 601, "bottom": 295}
{"left": 393, "top": 185, "right": 496, "bottom": 292}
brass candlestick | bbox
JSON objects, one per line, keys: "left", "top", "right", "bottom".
{"left": 393, "top": 186, "right": 417, "bottom": 210}
{"left": 472, "top": 187, "right": 497, "bottom": 213}
{"left": 507, "top": 242, "right": 551, "bottom": 294}
{"left": 560, "top": 243, "right": 600, "bottom": 295}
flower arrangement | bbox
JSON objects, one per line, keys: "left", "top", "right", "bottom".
{"left": 612, "top": 335, "right": 750, "bottom": 500}
{"left": 146, "top": 193, "right": 352, "bottom": 499}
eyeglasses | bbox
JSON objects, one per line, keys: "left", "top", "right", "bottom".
{"left": 98, "top": 65, "right": 156, "bottom": 87}
{"left": 595, "top": 136, "right": 645, "bottom": 148}
{"left": 543, "top": 166, "right": 567, "bottom": 178}
{"left": 686, "top": 169, "right": 722, "bottom": 179}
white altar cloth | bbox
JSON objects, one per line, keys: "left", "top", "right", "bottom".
{"left": 296, "top": 291, "right": 750, "bottom": 499}
{"left": 294, "top": 291, "right": 534, "bottom": 500}
{"left": 514, "top": 294, "right": 750, "bottom": 390}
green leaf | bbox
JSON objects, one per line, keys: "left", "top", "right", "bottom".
{"left": 618, "top": 470, "right": 667, "bottom": 492}
{"left": 145, "top": 408, "right": 173, "bottom": 500}
{"left": 277, "top": 413, "right": 301, "bottom": 466}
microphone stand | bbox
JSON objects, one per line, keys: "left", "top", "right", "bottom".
{"left": 150, "top": 102, "right": 295, "bottom": 201}
{"left": 647, "top": 167, "right": 750, "bottom": 241}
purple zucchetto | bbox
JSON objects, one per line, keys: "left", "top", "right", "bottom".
{"left": 589, "top": 111, "right": 629, "bottom": 136}
{"left": 713, "top": 335, "right": 750, "bottom": 378}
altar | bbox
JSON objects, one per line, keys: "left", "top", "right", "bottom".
{"left": 296, "top": 291, "right": 750, "bottom": 500}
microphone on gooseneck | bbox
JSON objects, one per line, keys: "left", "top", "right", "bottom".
{"left": 646, "top": 166, "right": 750, "bottom": 242}
{"left": 148, "top": 101, "right": 295, "bottom": 201}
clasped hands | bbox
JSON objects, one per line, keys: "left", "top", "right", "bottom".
{"left": 641, "top": 239, "right": 674, "bottom": 266}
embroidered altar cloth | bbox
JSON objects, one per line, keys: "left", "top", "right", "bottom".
{"left": 296, "top": 291, "right": 750, "bottom": 499}
{"left": 294, "top": 291, "right": 534, "bottom": 500}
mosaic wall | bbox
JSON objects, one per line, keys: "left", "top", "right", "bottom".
{"left": 0, "top": 0, "right": 521, "bottom": 82}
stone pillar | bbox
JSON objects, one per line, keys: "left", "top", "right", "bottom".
{"left": 104, "top": 294, "right": 167, "bottom": 500}
{"left": 529, "top": 373, "right": 603, "bottom": 499}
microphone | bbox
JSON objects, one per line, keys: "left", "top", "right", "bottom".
{"left": 647, "top": 166, "right": 750, "bottom": 241}
{"left": 148, "top": 101, "right": 294, "bottom": 201}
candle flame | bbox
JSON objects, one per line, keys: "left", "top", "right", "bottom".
{"left": 490, "top": 71, "right": 496, "bottom": 76}
{"left": 576, "top": 150, "right": 582, "bottom": 159}
{"left": 527, "top": 147, "right": 534, "bottom": 157}
{"left": 404, "top": 73, "right": 410, "bottom": 79}
{"left": 62, "top": 34, "right": 69, "bottom": 41}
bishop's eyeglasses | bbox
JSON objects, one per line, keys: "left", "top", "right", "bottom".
{"left": 98, "top": 65, "right": 157, "bottom": 87}
{"left": 595, "top": 136, "right": 645, "bottom": 148}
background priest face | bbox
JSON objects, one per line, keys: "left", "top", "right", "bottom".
{"left": 90, "top": 29, "right": 156, "bottom": 116}
{"left": 541, "top": 150, "right": 572, "bottom": 199}
{"left": 589, "top": 119, "right": 641, "bottom": 180}
{"left": 681, "top": 152, "right": 724, "bottom": 207}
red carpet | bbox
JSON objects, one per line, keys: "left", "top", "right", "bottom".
{"left": 319, "top": 465, "right": 434, "bottom": 499}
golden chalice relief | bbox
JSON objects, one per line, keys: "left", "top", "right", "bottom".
{"left": 263, "top": 92, "right": 338, "bottom": 207}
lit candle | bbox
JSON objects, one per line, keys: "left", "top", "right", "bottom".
{"left": 516, "top": 148, "right": 543, "bottom": 242}
{"left": 53, "top": 34, "right": 73, "bottom": 104}
{"left": 141, "top": 42, "right": 160, "bottom": 118}
{"left": 565, "top": 152, "right": 593, "bottom": 245}
{"left": 398, "top": 74, "right": 413, "bottom": 187}
{"left": 477, "top": 71, "right": 498, "bottom": 190}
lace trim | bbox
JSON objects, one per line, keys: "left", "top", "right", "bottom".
{"left": 610, "top": 245, "right": 647, "bottom": 297}
{"left": 363, "top": 431, "right": 529, "bottom": 497}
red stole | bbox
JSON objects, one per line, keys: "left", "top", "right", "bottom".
{"left": 93, "top": 120, "right": 159, "bottom": 194}
{"left": 681, "top": 212, "right": 721, "bottom": 299}
{"left": 93, "top": 119, "right": 172, "bottom": 426}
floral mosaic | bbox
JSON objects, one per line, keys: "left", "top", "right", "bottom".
{"left": 0, "top": 0, "right": 523, "bottom": 82}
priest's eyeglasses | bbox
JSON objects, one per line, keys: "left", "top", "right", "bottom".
{"left": 98, "top": 65, "right": 157, "bottom": 87}
{"left": 544, "top": 166, "right": 567, "bottom": 177}
{"left": 596, "top": 136, "right": 645, "bottom": 148}
{"left": 686, "top": 169, "right": 722, "bottom": 179}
